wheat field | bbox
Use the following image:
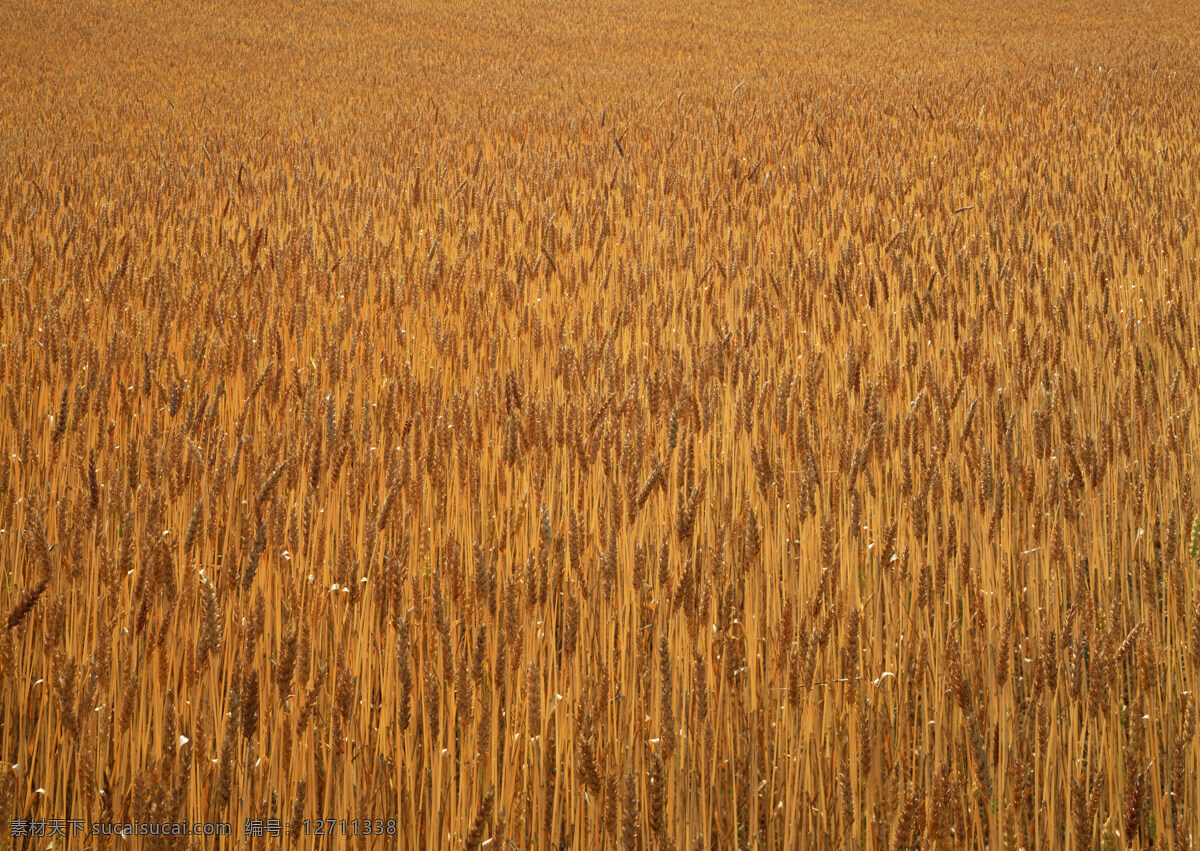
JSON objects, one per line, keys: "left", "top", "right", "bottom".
{"left": 2, "top": 0, "right": 1200, "bottom": 847}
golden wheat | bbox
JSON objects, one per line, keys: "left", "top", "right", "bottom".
{"left": 2, "top": 0, "right": 1200, "bottom": 848}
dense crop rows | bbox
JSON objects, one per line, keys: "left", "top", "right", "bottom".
{"left": 3, "top": 0, "right": 1200, "bottom": 847}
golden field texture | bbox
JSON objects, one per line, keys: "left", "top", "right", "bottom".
{"left": 3, "top": 0, "right": 1200, "bottom": 847}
